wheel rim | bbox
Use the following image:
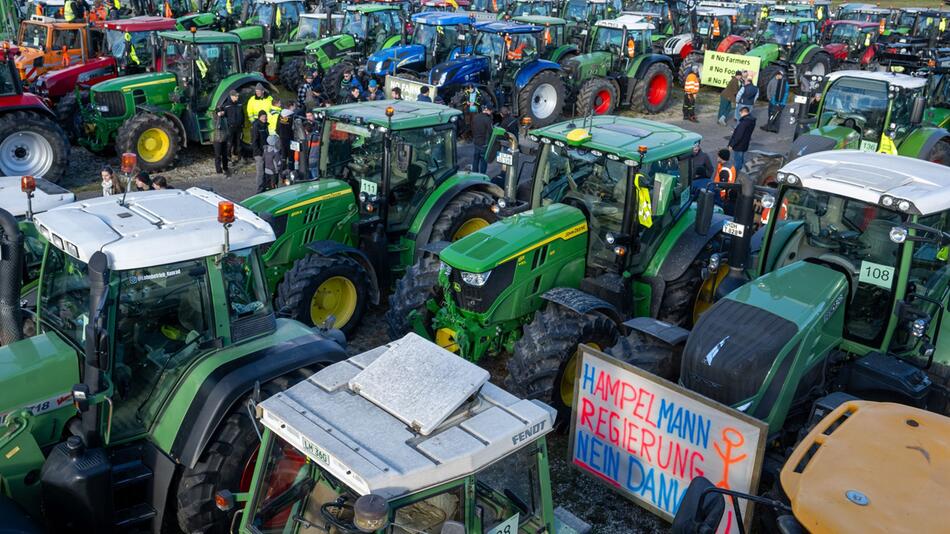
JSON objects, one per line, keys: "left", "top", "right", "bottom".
{"left": 0, "top": 130, "right": 53, "bottom": 177}
{"left": 531, "top": 82, "right": 558, "bottom": 119}
{"left": 809, "top": 62, "right": 826, "bottom": 76}
{"left": 559, "top": 342, "right": 601, "bottom": 408}
{"left": 137, "top": 127, "right": 170, "bottom": 163}
{"left": 647, "top": 74, "right": 669, "bottom": 107}
{"left": 435, "top": 327, "right": 460, "bottom": 353}
{"left": 452, "top": 217, "right": 490, "bottom": 240}
{"left": 593, "top": 89, "right": 612, "bottom": 114}
{"left": 692, "top": 261, "right": 730, "bottom": 324}
{"left": 310, "top": 276, "right": 358, "bottom": 328}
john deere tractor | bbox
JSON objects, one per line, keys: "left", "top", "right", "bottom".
{"left": 789, "top": 70, "right": 950, "bottom": 165}
{"left": 387, "top": 116, "right": 727, "bottom": 415}
{"left": 748, "top": 15, "right": 832, "bottom": 92}
{"left": 240, "top": 100, "right": 504, "bottom": 335}
{"left": 365, "top": 11, "right": 473, "bottom": 81}
{"left": 226, "top": 0, "right": 318, "bottom": 80}
{"left": 79, "top": 30, "right": 271, "bottom": 171}
{"left": 0, "top": 188, "right": 348, "bottom": 533}
{"left": 562, "top": 14, "right": 675, "bottom": 115}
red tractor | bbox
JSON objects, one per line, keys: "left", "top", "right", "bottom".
{"left": 821, "top": 19, "right": 882, "bottom": 70}
{"left": 0, "top": 45, "right": 69, "bottom": 182}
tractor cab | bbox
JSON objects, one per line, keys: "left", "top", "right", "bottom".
{"left": 889, "top": 9, "right": 950, "bottom": 49}
{"left": 295, "top": 12, "right": 343, "bottom": 40}
{"left": 160, "top": 30, "right": 242, "bottom": 111}
{"left": 757, "top": 16, "right": 818, "bottom": 47}
{"left": 100, "top": 16, "right": 178, "bottom": 72}
{"left": 366, "top": 12, "right": 472, "bottom": 77}
{"left": 771, "top": 2, "right": 826, "bottom": 23}
{"left": 507, "top": 0, "right": 557, "bottom": 19}
{"left": 237, "top": 334, "right": 559, "bottom": 534}
{"left": 559, "top": 0, "right": 622, "bottom": 45}
{"left": 176, "top": 0, "right": 249, "bottom": 31}
{"left": 587, "top": 14, "right": 653, "bottom": 58}
{"left": 469, "top": 0, "right": 510, "bottom": 17}
{"left": 836, "top": 5, "right": 891, "bottom": 25}
{"left": 240, "top": 0, "right": 305, "bottom": 43}
{"left": 306, "top": 4, "right": 405, "bottom": 71}
{"left": 468, "top": 20, "right": 544, "bottom": 70}
{"left": 821, "top": 20, "right": 880, "bottom": 68}
{"left": 9, "top": 17, "right": 91, "bottom": 82}
{"left": 624, "top": 0, "right": 682, "bottom": 40}
{"left": 723, "top": 0, "right": 774, "bottom": 39}
{"left": 512, "top": 15, "right": 570, "bottom": 57}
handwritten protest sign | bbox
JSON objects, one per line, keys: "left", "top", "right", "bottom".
{"left": 700, "top": 51, "right": 761, "bottom": 88}
{"left": 569, "top": 345, "right": 767, "bottom": 533}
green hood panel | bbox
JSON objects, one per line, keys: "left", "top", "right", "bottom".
{"left": 230, "top": 25, "right": 264, "bottom": 42}
{"left": 569, "top": 51, "right": 612, "bottom": 79}
{"left": 746, "top": 43, "right": 780, "bottom": 64}
{"left": 306, "top": 34, "right": 354, "bottom": 53}
{"left": 242, "top": 178, "right": 354, "bottom": 216}
{"left": 440, "top": 203, "right": 587, "bottom": 273}
{"left": 810, "top": 125, "right": 860, "bottom": 149}
{"left": 91, "top": 71, "right": 177, "bottom": 93}
{"left": 275, "top": 41, "right": 307, "bottom": 55}
{"left": 925, "top": 107, "right": 950, "bottom": 129}
{"left": 727, "top": 261, "right": 849, "bottom": 329}
{"left": 0, "top": 332, "right": 78, "bottom": 416}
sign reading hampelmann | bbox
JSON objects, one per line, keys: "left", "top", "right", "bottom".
{"left": 569, "top": 345, "right": 767, "bottom": 533}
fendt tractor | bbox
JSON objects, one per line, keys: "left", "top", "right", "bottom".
{"left": 749, "top": 15, "right": 832, "bottom": 91}
{"left": 388, "top": 116, "right": 727, "bottom": 415}
{"left": 241, "top": 100, "right": 504, "bottom": 335}
{"left": 0, "top": 187, "right": 348, "bottom": 533}
{"left": 80, "top": 29, "right": 272, "bottom": 170}
{"left": 612, "top": 151, "right": 950, "bottom": 481}
{"left": 228, "top": 333, "right": 578, "bottom": 534}
{"left": 790, "top": 70, "right": 950, "bottom": 165}
{"left": 663, "top": 5, "right": 751, "bottom": 83}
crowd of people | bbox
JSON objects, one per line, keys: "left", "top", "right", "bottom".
{"left": 100, "top": 167, "right": 172, "bottom": 196}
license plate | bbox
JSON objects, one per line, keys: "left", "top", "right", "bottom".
{"left": 723, "top": 221, "right": 745, "bottom": 238}
{"left": 301, "top": 437, "right": 332, "bottom": 467}
{"left": 496, "top": 151, "right": 513, "bottom": 166}
{"left": 794, "top": 95, "right": 807, "bottom": 104}
{"left": 290, "top": 140, "right": 300, "bottom": 151}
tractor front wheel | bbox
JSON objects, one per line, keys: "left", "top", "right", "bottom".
{"left": 632, "top": 62, "right": 674, "bottom": 114}
{"left": 0, "top": 111, "right": 69, "bottom": 183}
{"left": 577, "top": 78, "right": 619, "bottom": 116}
{"left": 116, "top": 113, "right": 181, "bottom": 172}
{"left": 385, "top": 254, "right": 443, "bottom": 341}
{"left": 607, "top": 330, "right": 682, "bottom": 381}
{"left": 926, "top": 139, "right": 950, "bottom": 166}
{"left": 518, "top": 70, "right": 565, "bottom": 127}
{"left": 429, "top": 190, "right": 498, "bottom": 241}
{"left": 54, "top": 93, "right": 81, "bottom": 142}
{"left": 279, "top": 57, "right": 307, "bottom": 91}
{"left": 507, "top": 305, "right": 620, "bottom": 418}
{"left": 800, "top": 53, "right": 831, "bottom": 86}
{"left": 275, "top": 254, "right": 370, "bottom": 335}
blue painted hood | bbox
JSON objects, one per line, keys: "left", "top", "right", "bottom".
{"left": 428, "top": 55, "right": 488, "bottom": 86}
{"left": 366, "top": 44, "right": 426, "bottom": 75}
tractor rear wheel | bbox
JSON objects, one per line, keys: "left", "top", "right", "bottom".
{"left": 507, "top": 305, "right": 620, "bottom": 418}
{"left": 244, "top": 51, "right": 265, "bottom": 74}
{"left": 518, "top": 70, "right": 565, "bottom": 127}
{"left": 279, "top": 57, "right": 307, "bottom": 91}
{"left": 116, "top": 112, "right": 180, "bottom": 172}
{"left": 322, "top": 62, "right": 355, "bottom": 102}
{"left": 385, "top": 254, "right": 443, "bottom": 341}
{"left": 428, "top": 190, "right": 498, "bottom": 241}
{"left": 275, "top": 254, "right": 370, "bottom": 335}
{"left": 0, "top": 111, "right": 69, "bottom": 183}
{"left": 799, "top": 53, "right": 831, "bottom": 86}
{"left": 607, "top": 330, "right": 682, "bottom": 381}
{"left": 926, "top": 139, "right": 950, "bottom": 166}
{"left": 678, "top": 52, "right": 703, "bottom": 85}
{"left": 757, "top": 64, "right": 785, "bottom": 98}
{"left": 632, "top": 62, "right": 673, "bottom": 114}
{"left": 577, "top": 78, "right": 619, "bottom": 116}
{"left": 741, "top": 151, "right": 785, "bottom": 185}
{"left": 54, "top": 93, "right": 81, "bottom": 142}
{"left": 657, "top": 252, "right": 710, "bottom": 328}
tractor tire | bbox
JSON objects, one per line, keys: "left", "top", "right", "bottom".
{"left": 116, "top": 112, "right": 180, "bottom": 172}
{"left": 0, "top": 110, "right": 69, "bottom": 183}
{"left": 507, "top": 305, "right": 620, "bottom": 418}
{"left": 322, "top": 61, "right": 355, "bottom": 102}
{"left": 244, "top": 51, "right": 265, "bottom": 74}
{"left": 175, "top": 371, "right": 313, "bottom": 534}
{"left": 757, "top": 64, "right": 786, "bottom": 99}
{"left": 800, "top": 52, "right": 831, "bottom": 85}
{"left": 632, "top": 62, "right": 674, "bottom": 114}
{"left": 518, "top": 70, "right": 565, "bottom": 128}
{"left": 275, "top": 254, "right": 370, "bottom": 336}
{"left": 607, "top": 330, "right": 682, "bottom": 381}
{"left": 926, "top": 361, "right": 950, "bottom": 416}
{"left": 925, "top": 139, "right": 950, "bottom": 166}
{"left": 678, "top": 52, "right": 703, "bottom": 85}
{"left": 576, "top": 78, "right": 619, "bottom": 116}
{"left": 279, "top": 56, "right": 307, "bottom": 91}
{"left": 54, "top": 93, "right": 81, "bottom": 142}
{"left": 656, "top": 254, "right": 709, "bottom": 328}
{"left": 385, "top": 254, "right": 442, "bottom": 341}
{"left": 428, "top": 190, "right": 499, "bottom": 242}
{"left": 741, "top": 151, "right": 785, "bottom": 185}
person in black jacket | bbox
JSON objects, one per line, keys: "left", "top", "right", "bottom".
{"left": 250, "top": 111, "right": 270, "bottom": 193}
{"left": 728, "top": 106, "right": 756, "bottom": 173}
{"left": 222, "top": 90, "right": 244, "bottom": 163}
{"left": 470, "top": 105, "right": 493, "bottom": 174}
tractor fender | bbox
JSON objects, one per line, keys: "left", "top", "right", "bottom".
{"left": 715, "top": 35, "right": 749, "bottom": 53}
{"left": 898, "top": 127, "right": 950, "bottom": 160}
{"left": 305, "top": 241, "right": 382, "bottom": 305}
{"left": 170, "top": 332, "right": 348, "bottom": 468}
{"left": 514, "top": 60, "right": 562, "bottom": 90}
{"left": 657, "top": 213, "right": 728, "bottom": 283}
{"left": 135, "top": 105, "right": 189, "bottom": 149}
{"left": 549, "top": 44, "right": 579, "bottom": 64}
{"left": 622, "top": 54, "right": 673, "bottom": 105}
{"left": 540, "top": 287, "right": 623, "bottom": 325}
{"left": 0, "top": 94, "right": 56, "bottom": 120}
{"left": 795, "top": 44, "right": 825, "bottom": 66}
{"left": 410, "top": 179, "right": 503, "bottom": 259}
{"left": 621, "top": 316, "right": 689, "bottom": 347}
{"left": 213, "top": 73, "right": 275, "bottom": 111}
{"left": 419, "top": 240, "right": 451, "bottom": 256}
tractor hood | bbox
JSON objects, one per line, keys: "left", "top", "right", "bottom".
{"left": 439, "top": 203, "right": 587, "bottom": 273}
{"left": 823, "top": 42, "right": 849, "bottom": 60}
{"left": 428, "top": 55, "right": 488, "bottom": 87}
{"left": 788, "top": 126, "right": 859, "bottom": 160}
{"left": 563, "top": 51, "right": 612, "bottom": 80}
{"left": 241, "top": 178, "right": 354, "bottom": 218}
{"left": 90, "top": 71, "right": 177, "bottom": 93}
{"left": 34, "top": 56, "right": 117, "bottom": 99}
{"left": 0, "top": 331, "right": 79, "bottom": 424}
{"left": 305, "top": 34, "right": 350, "bottom": 54}
{"left": 746, "top": 42, "right": 781, "bottom": 63}
{"left": 230, "top": 24, "right": 263, "bottom": 42}
{"left": 366, "top": 44, "right": 425, "bottom": 75}
{"left": 925, "top": 107, "right": 950, "bottom": 129}
{"left": 662, "top": 32, "right": 693, "bottom": 56}
{"left": 13, "top": 47, "right": 43, "bottom": 71}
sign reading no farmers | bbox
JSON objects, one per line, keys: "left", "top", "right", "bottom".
{"left": 701, "top": 51, "right": 761, "bottom": 88}
{"left": 569, "top": 345, "right": 767, "bottom": 533}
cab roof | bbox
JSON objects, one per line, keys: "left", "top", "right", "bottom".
{"left": 0, "top": 176, "right": 73, "bottom": 217}
{"left": 766, "top": 16, "right": 818, "bottom": 23}
{"left": 258, "top": 334, "right": 556, "bottom": 499}
{"left": 158, "top": 29, "right": 240, "bottom": 43}
{"left": 531, "top": 116, "right": 701, "bottom": 161}
{"left": 780, "top": 151, "right": 950, "bottom": 216}
{"left": 826, "top": 69, "right": 926, "bottom": 90}
{"left": 32, "top": 188, "right": 274, "bottom": 270}
{"left": 827, "top": 20, "right": 881, "bottom": 28}
{"left": 596, "top": 14, "right": 652, "bottom": 30}
{"left": 410, "top": 11, "right": 472, "bottom": 25}
{"left": 696, "top": 6, "right": 738, "bottom": 17}
{"left": 345, "top": 3, "right": 401, "bottom": 12}
{"left": 514, "top": 15, "right": 566, "bottom": 26}
{"left": 99, "top": 16, "right": 177, "bottom": 32}
{"left": 475, "top": 20, "right": 542, "bottom": 33}
{"left": 324, "top": 99, "right": 461, "bottom": 129}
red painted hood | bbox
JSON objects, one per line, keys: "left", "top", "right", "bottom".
{"left": 34, "top": 56, "right": 118, "bottom": 99}
{"left": 823, "top": 43, "right": 849, "bottom": 60}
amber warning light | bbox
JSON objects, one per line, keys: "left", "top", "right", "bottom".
{"left": 121, "top": 152, "right": 137, "bottom": 174}
{"left": 218, "top": 201, "right": 235, "bottom": 225}
{"left": 21, "top": 175, "right": 35, "bottom": 194}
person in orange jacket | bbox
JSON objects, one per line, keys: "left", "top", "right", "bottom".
{"left": 683, "top": 67, "right": 700, "bottom": 122}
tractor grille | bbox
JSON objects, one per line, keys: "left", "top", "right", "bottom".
{"left": 450, "top": 260, "right": 516, "bottom": 314}
{"left": 93, "top": 91, "right": 127, "bottom": 118}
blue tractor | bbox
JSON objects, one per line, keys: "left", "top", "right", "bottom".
{"left": 366, "top": 12, "right": 474, "bottom": 80}
{"left": 427, "top": 20, "right": 567, "bottom": 125}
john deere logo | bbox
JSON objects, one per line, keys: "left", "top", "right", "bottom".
{"left": 453, "top": 282, "right": 461, "bottom": 292}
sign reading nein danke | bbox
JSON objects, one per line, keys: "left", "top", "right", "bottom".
{"left": 570, "top": 346, "right": 767, "bottom": 533}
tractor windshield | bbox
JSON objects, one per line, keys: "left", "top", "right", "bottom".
{"left": 341, "top": 10, "right": 370, "bottom": 39}
{"left": 563, "top": 0, "right": 588, "bottom": 21}
{"left": 207, "top": 0, "right": 244, "bottom": 17}
{"left": 510, "top": 1, "right": 554, "bottom": 17}
{"left": 105, "top": 29, "right": 151, "bottom": 63}
{"left": 163, "top": 40, "right": 240, "bottom": 87}
{"left": 629, "top": 0, "right": 666, "bottom": 17}
{"left": 696, "top": 15, "right": 732, "bottom": 37}
{"left": 412, "top": 22, "right": 462, "bottom": 56}
{"left": 298, "top": 16, "right": 340, "bottom": 40}
{"left": 322, "top": 119, "right": 385, "bottom": 184}
{"left": 765, "top": 188, "right": 905, "bottom": 345}
{"left": 828, "top": 24, "right": 871, "bottom": 45}
{"left": 819, "top": 76, "right": 888, "bottom": 149}
{"left": 898, "top": 11, "right": 918, "bottom": 28}
{"left": 39, "top": 247, "right": 90, "bottom": 350}
{"left": 18, "top": 23, "right": 48, "bottom": 49}
{"left": 0, "top": 60, "right": 17, "bottom": 96}
{"left": 389, "top": 125, "right": 458, "bottom": 226}
{"left": 475, "top": 31, "right": 539, "bottom": 63}
{"left": 761, "top": 20, "right": 800, "bottom": 44}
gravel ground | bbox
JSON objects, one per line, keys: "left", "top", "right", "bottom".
{"left": 61, "top": 88, "right": 795, "bottom": 533}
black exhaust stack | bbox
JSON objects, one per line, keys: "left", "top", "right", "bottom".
{"left": 0, "top": 208, "right": 23, "bottom": 346}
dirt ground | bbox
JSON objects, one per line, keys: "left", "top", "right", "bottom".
{"left": 62, "top": 89, "right": 794, "bottom": 532}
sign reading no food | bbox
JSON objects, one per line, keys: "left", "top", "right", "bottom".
{"left": 569, "top": 345, "right": 767, "bottom": 533}
{"left": 700, "top": 51, "right": 761, "bottom": 88}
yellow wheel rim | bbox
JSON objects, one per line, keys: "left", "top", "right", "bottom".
{"left": 435, "top": 327, "right": 460, "bottom": 353}
{"left": 560, "top": 342, "right": 601, "bottom": 407}
{"left": 137, "top": 127, "right": 170, "bottom": 163}
{"left": 692, "top": 262, "right": 730, "bottom": 325}
{"left": 310, "top": 276, "right": 357, "bottom": 329}
{"left": 452, "top": 217, "right": 490, "bottom": 240}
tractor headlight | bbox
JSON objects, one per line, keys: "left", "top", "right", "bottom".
{"left": 889, "top": 226, "right": 908, "bottom": 244}
{"left": 497, "top": 198, "right": 507, "bottom": 209}
{"left": 440, "top": 261, "right": 452, "bottom": 276}
{"left": 880, "top": 195, "right": 895, "bottom": 207}
{"left": 708, "top": 253, "right": 721, "bottom": 272}
{"left": 897, "top": 199, "right": 912, "bottom": 212}
{"left": 761, "top": 193, "right": 776, "bottom": 209}
{"left": 912, "top": 318, "right": 928, "bottom": 338}
{"left": 461, "top": 270, "right": 491, "bottom": 286}
{"left": 783, "top": 174, "right": 800, "bottom": 185}
{"left": 96, "top": 105, "right": 109, "bottom": 113}
{"left": 438, "top": 71, "right": 448, "bottom": 85}
{"left": 605, "top": 232, "right": 616, "bottom": 245}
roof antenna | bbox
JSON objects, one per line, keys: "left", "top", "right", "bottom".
{"left": 119, "top": 152, "right": 137, "bottom": 208}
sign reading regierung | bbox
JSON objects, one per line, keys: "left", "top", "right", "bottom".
{"left": 569, "top": 345, "right": 767, "bottom": 533}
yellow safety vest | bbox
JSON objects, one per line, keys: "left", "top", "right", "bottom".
{"left": 63, "top": 0, "right": 76, "bottom": 21}
{"left": 246, "top": 94, "right": 273, "bottom": 124}
{"left": 196, "top": 57, "right": 208, "bottom": 78}
{"left": 635, "top": 174, "right": 652, "bottom": 228}
{"left": 124, "top": 32, "right": 139, "bottom": 64}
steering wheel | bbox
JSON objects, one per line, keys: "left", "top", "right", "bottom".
{"left": 320, "top": 499, "right": 360, "bottom": 533}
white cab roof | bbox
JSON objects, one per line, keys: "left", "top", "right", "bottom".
{"left": 781, "top": 151, "right": 950, "bottom": 216}
{"left": 301, "top": 13, "right": 343, "bottom": 19}
{"left": 33, "top": 187, "right": 274, "bottom": 270}
{"left": 258, "top": 334, "right": 557, "bottom": 500}
{"left": 696, "top": 6, "right": 738, "bottom": 16}
{"left": 0, "top": 177, "right": 73, "bottom": 217}
{"left": 597, "top": 14, "right": 652, "bottom": 30}
{"left": 826, "top": 70, "right": 927, "bottom": 90}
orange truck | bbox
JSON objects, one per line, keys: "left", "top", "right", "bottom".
{"left": 6, "top": 16, "right": 91, "bottom": 83}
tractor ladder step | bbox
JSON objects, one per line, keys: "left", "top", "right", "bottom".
{"left": 112, "top": 460, "right": 153, "bottom": 489}
{"left": 114, "top": 503, "right": 157, "bottom": 528}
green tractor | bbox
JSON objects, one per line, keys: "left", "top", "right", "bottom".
{"left": 79, "top": 30, "right": 272, "bottom": 171}
{"left": 609, "top": 150, "right": 950, "bottom": 463}
{"left": 624, "top": 0, "right": 686, "bottom": 47}
{"left": 789, "top": 70, "right": 950, "bottom": 165}
{"left": 0, "top": 187, "right": 348, "bottom": 533}
{"left": 748, "top": 15, "right": 832, "bottom": 92}
{"left": 175, "top": 0, "right": 248, "bottom": 31}
{"left": 563, "top": 14, "right": 675, "bottom": 115}
{"left": 304, "top": 4, "right": 406, "bottom": 101}
{"left": 240, "top": 100, "right": 504, "bottom": 335}
{"left": 271, "top": 12, "right": 344, "bottom": 89}
{"left": 387, "top": 116, "right": 726, "bottom": 415}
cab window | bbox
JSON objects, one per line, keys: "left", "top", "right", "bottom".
{"left": 388, "top": 125, "right": 457, "bottom": 228}
{"left": 475, "top": 445, "right": 545, "bottom": 531}
{"left": 892, "top": 212, "right": 950, "bottom": 353}
{"left": 220, "top": 248, "right": 271, "bottom": 323}
{"left": 52, "top": 28, "right": 81, "bottom": 50}
{"left": 389, "top": 485, "right": 464, "bottom": 534}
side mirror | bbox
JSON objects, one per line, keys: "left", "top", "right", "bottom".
{"left": 910, "top": 95, "right": 926, "bottom": 125}
{"left": 671, "top": 477, "right": 724, "bottom": 534}
{"left": 695, "top": 189, "right": 715, "bottom": 236}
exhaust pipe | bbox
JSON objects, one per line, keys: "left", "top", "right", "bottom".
{"left": 0, "top": 208, "right": 23, "bottom": 346}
